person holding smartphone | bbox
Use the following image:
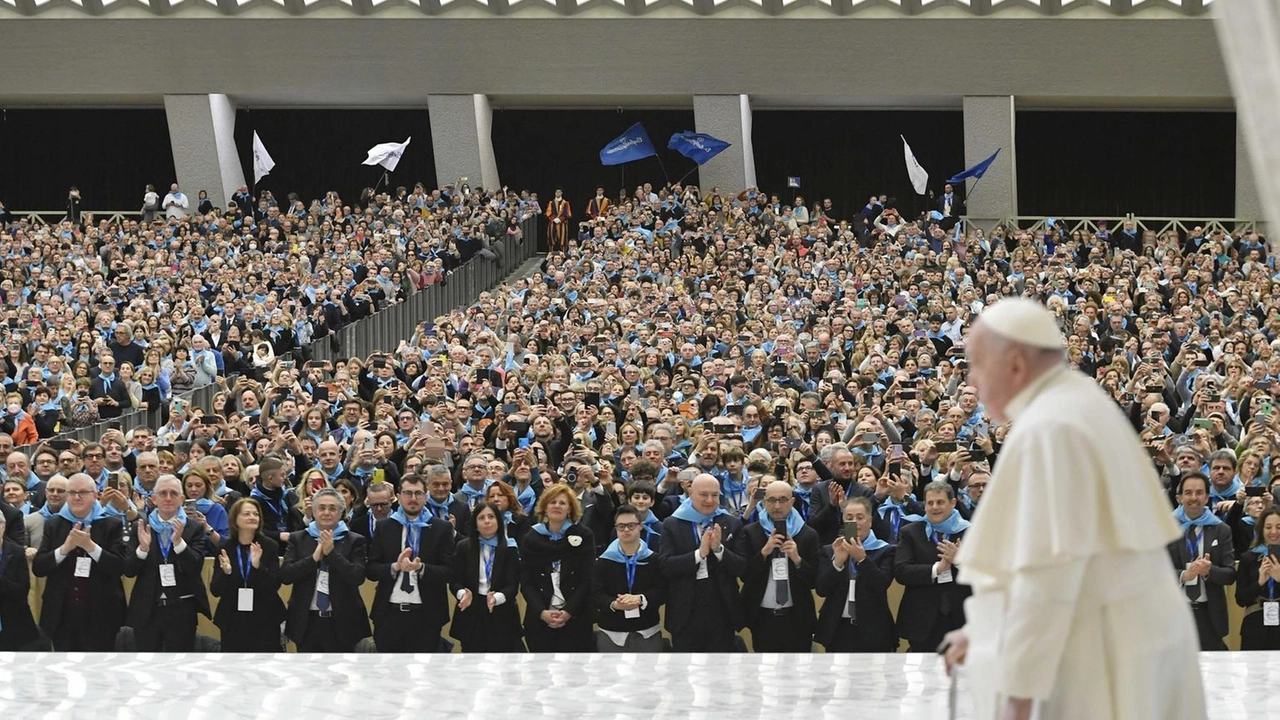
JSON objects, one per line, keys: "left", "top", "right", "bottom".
{"left": 740, "top": 480, "right": 820, "bottom": 652}
{"left": 1236, "top": 506, "right": 1280, "bottom": 650}
{"left": 816, "top": 496, "right": 897, "bottom": 652}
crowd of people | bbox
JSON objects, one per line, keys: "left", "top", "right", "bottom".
{"left": 0, "top": 177, "right": 1278, "bottom": 656}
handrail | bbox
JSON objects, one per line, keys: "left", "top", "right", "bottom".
{"left": 969, "top": 215, "right": 1261, "bottom": 237}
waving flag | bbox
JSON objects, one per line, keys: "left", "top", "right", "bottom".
{"left": 252, "top": 131, "right": 276, "bottom": 184}
{"left": 668, "top": 130, "right": 731, "bottom": 165}
{"left": 600, "top": 123, "right": 657, "bottom": 166}
{"left": 901, "top": 135, "right": 929, "bottom": 195}
{"left": 947, "top": 148, "right": 1001, "bottom": 185}
{"left": 363, "top": 137, "right": 411, "bottom": 172}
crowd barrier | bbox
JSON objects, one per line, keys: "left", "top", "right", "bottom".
{"left": 20, "top": 556, "right": 1254, "bottom": 652}
{"left": 13, "top": 217, "right": 538, "bottom": 453}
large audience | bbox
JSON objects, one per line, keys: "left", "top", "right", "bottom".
{"left": 1, "top": 178, "right": 1278, "bottom": 655}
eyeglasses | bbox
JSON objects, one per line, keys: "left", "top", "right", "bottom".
{"left": 968, "top": 483, "right": 989, "bottom": 490}
{"left": 67, "top": 490, "right": 95, "bottom": 498}
{"left": 399, "top": 490, "right": 427, "bottom": 498}
{"left": 764, "top": 497, "right": 793, "bottom": 505}
{"left": 614, "top": 522, "right": 640, "bottom": 532}
{"left": 367, "top": 502, "right": 391, "bottom": 509}
{"left": 154, "top": 490, "right": 183, "bottom": 498}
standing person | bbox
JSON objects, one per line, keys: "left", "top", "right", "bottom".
{"left": 658, "top": 474, "right": 747, "bottom": 652}
{"left": 520, "top": 484, "right": 596, "bottom": 652}
{"left": 141, "top": 184, "right": 160, "bottom": 223}
{"left": 815, "top": 497, "right": 898, "bottom": 653}
{"left": 66, "top": 186, "right": 82, "bottom": 226}
{"left": 544, "top": 188, "right": 572, "bottom": 252}
{"left": 1236, "top": 507, "right": 1280, "bottom": 650}
{"left": 162, "top": 183, "right": 189, "bottom": 220}
{"left": 366, "top": 474, "right": 455, "bottom": 653}
{"left": 449, "top": 500, "right": 525, "bottom": 652}
{"left": 32, "top": 473, "right": 127, "bottom": 651}
{"left": 123, "top": 475, "right": 210, "bottom": 652}
{"left": 593, "top": 505, "right": 666, "bottom": 652}
{"left": 740, "top": 481, "right": 820, "bottom": 652}
{"left": 1169, "top": 473, "right": 1237, "bottom": 650}
{"left": 943, "top": 299, "right": 1204, "bottom": 720}
{"left": 894, "top": 481, "right": 970, "bottom": 653}
{"left": 280, "top": 489, "right": 371, "bottom": 652}
{"left": 210, "top": 498, "right": 285, "bottom": 652}
{"left": 0, "top": 513, "right": 41, "bottom": 650}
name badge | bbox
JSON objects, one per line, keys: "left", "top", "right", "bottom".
{"left": 238, "top": 588, "right": 254, "bottom": 612}
{"left": 624, "top": 607, "right": 641, "bottom": 619}
{"left": 74, "top": 556, "right": 92, "bottom": 578}
{"left": 159, "top": 564, "right": 177, "bottom": 587}
{"left": 771, "top": 557, "right": 790, "bottom": 582}
{"left": 847, "top": 578, "right": 857, "bottom": 604}
{"left": 316, "top": 570, "right": 330, "bottom": 594}
{"left": 1264, "top": 601, "right": 1280, "bottom": 628}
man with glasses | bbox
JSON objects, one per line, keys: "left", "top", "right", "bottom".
{"left": 81, "top": 443, "right": 108, "bottom": 490}
{"left": 425, "top": 463, "right": 472, "bottom": 538}
{"left": 57, "top": 449, "right": 83, "bottom": 479}
{"left": 352, "top": 481, "right": 396, "bottom": 541}
{"left": 454, "top": 456, "right": 494, "bottom": 511}
{"left": 282, "top": 487, "right": 372, "bottom": 652}
{"left": 123, "top": 475, "right": 210, "bottom": 651}
{"left": 594, "top": 504, "right": 666, "bottom": 652}
{"left": 89, "top": 355, "right": 130, "bottom": 420}
{"left": 26, "top": 474, "right": 68, "bottom": 556}
{"left": 366, "top": 473, "right": 456, "bottom": 652}
{"left": 741, "top": 480, "right": 821, "bottom": 652}
{"left": 33, "top": 473, "right": 127, "bottom": 651}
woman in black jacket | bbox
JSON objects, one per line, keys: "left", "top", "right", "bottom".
{"left": 210, "top": 498, "right": 286, "bottom": 652}
{"left": 449, "top": 501, "right": 525, "bottom": 652}
{"left": 1236, "top": 507, "right": 1280, "bottom": 651}
{"left": 519, "top": 485, "right": 595, "bottom": 652}
{"left": 0, "top": 517, "right": 41, "bottom": 650}
{"left": 592, "top": 505, "right": 666, "bottom": 652}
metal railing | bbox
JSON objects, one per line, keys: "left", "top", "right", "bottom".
{"left": 972, "top": 215, "right": 1261, "bottom": 238}
{"left": 14, "top": 217, "right": 539, "bottom": 453}
{"left": 9, "top": 210, "right": 143, "bottom": 227}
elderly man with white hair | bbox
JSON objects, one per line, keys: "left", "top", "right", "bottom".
{"left": 942, "top": 298, "right": 1205, "bottom": 720}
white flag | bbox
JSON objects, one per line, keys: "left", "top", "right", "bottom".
{"left": 252, "top": 131, "right": 276, "bottom": 184}
{"left": 901, "top": 135, "right": 929, "bottom": 196}
{"left": 363, "top": 137, "right": 411, "bottom": 172}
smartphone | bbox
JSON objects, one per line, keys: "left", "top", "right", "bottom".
{"left": 372, "top": 468, "right": 385, "bottom": 485}
{"left": 218, "top": 439, "right": 238, "bottom": 452}
{"left": 900, "top": 389, "right": 918, "bottom": 400}
{"left": 509, "top": 421, "right": 530, "bottom": 438}
{"left": 183, "top": 499, "right": 199, "bottom": 514}
{"left": 750, "top": 380, "right": 762, "bottom": 395}
{"left": 310, "top": 475, "right": 327, "bottom": 493}
{"left": 1192, "top": 418, "right": 1214, "bottom": 431}
{"left": 518, "top": 437, "right": 530, "bottom": 450}
{"left": 772, "top": 523, "right": 788, "bottom": 540}
{"left": 842, "top": 521, "right": 859, "bottom": 543}
{"left": 107, "top": 471, "right": 122, "bottom": 490}
{"left": 890, "top": 443, "right": 905, "bottom": 459}
{"left": 107, "top": 420, "right": 122, "bottom": 432}
{"left": 1146, "top": 444, "right": 1162, "bottom": 457}
{"left": 371, "top": 358, "right": 387, "bottom": 370}
{"left": 501, "top": 403, "right": 519, "bottom": 415}
{"left": 630, "top": 385, "right": 641, "bottom": 401}
{"left": 935, "top": 441, "right": 958, "bottom": 453}
{"left": 772, "top": 362, "right": 788, "bottom": 378}
{"left": 785, "top": 438, "right": 802, "bottom": 449}
{"left": 606, "top": 421, "right": 617, "bottom": 437}
{"left": 726, "top": 405, "right": 744, "bottom": 417}
{"left": 50, "top": 439, "right": 72, "bottom": 452}
{"left": 1205, "top": 393, "right": 1221, "bottom": 403}
{"left": 199, "top": 415, "right": 222, "bottom": 426}
{"left": 753, "top": 488, "right": 766, "bottom": 501}
{"left": 281, "top": 359, "right": 295, "bottom": 370}
{"left": 584, "top": 392, "right": 601, "bottom": 408}
{"left": 860, "top": 432, "right": 880, "bottom": 444}
{"left": 363, "top": 436, "right": 376, "bottom": 452}
{"left": 1246, "top": 485, "right": 1268, "bottom": 497}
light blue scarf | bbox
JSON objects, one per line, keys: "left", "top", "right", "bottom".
{"left": 57, "top": 501, "right": 108, "bottom": 525}
{"left": 754, "top": 506, "right": 806, "bottom": 537}
{"left": 599, "top": 538, "right": 654, "bottom": 564}
{"left": 859, "top": 528, "right": 890, "bottom": 551}
{"left": 1208, "top": 477, "right": 1244, "bottom": 503}
{"left": 1174, "top": 506, "right": 1224, "bottom": 532}
{"left": 925, "top": 509, "right": 971, "bottom": 538}
{"left": 306, "top": 520, "right": 349, "bottom": 540}
{"left": 670, "top": 497, "right": 728, "bottom": 526}
{"left": 878, "top": 497, "right": 926, "bottom": 523}
{"left": 390, "top": 507, "right": 431, "bottom": 529}
{"left": 530, "top": 520, "right": 575, "bottom": 541}
{"left": 478, "top": 532, "right": 517, "bottom": 549}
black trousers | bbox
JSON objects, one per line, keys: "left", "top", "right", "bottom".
{"left": 1240, "top": 609, "right": 1280, "bottom": 651}
{"left": 906, "top": 614, "right": 963, "bottom": 654}
{"left": 374, "top": 606, "right": 442, "bottom": 653}
{"left": 671, "top": 580, "right": 737, "bottom": 652}
{"left": 827, "top": 619, "right": 898, "bottom": 653}
{"left": 750, "top": 609, "right": 812, "bottom": 652}
{"left": 134, "top": 601, "right": 197, "bottom": 652}
{"left": 298, "top": 613, "right": 346, "bottom": 653}
{"left": 52, "top": 606, "right": 114, "bottom": 652}
{"left": 524, "top": 615, "right": 593, "bottom": 652}
{"left": 1191, "top": 604, "right": 1227, "bottom": 651}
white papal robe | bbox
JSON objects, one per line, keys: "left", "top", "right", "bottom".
{"left": 955, "top": 365, "right": 1206, "bottom": 720}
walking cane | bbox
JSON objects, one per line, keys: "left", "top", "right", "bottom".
{"left": 937, "top": 638, "right": 957, "bottom": 720}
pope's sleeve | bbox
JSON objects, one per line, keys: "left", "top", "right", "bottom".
{"left": 996, "top": 558, "right": 1088, "bottom": 700}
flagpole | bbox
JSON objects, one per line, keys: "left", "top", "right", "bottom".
{"left": 675, "top": 165, "right": 699, "bottom": 187}
{"left": 654, "top": 153, "right": 670, "bottom": 186}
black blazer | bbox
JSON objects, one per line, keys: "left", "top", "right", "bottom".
{"left": 806, "top": 479, "right": 874, "bottom": 545}
{"left": 658, "top": 513, "right": 747, "bottom": 635}
{"left": 0, "top": 538, "right": 40, "bottom": 649}
{"left": 209, "top": 535, "right": 286, "bottom": 635}
{"left": 893, "top": 522, "right": 971, "bottom": 644}
{"left": 739, "top": 521, "right": 820, "bottom": 631}
{"left": 425, "top": 498, "right": 475, "bottom": 539}
{"left": 0, "top": 501, "right": 25, "bottom": 546}
{"left": 32, "top": 515, "right": 127, "bottom": 647}
{"left": 448, "top": 536, "right": 522, "bottom": 646}
{"left": 1235, "top": 549, "right": 1277, "bottom": 610}
{"left": 518, "top": 524, "right": 596, "bottom": 629}
{"left": 870, "top": 498, "right": 925, "bottom": 545}
{"left": 592, "top": 552, "right": 666, "bottom": 633}
{"left": 1167, "top": 522, "right": 1237, "bottom": 638}
{"left": 366, "top": 517, "right": 455, "bottom": 628}
{"left": 123, "top": 519, "right": 212, "bottom": 627}
{"left": 89, "top": 375, "right": 132, "bottom": 419}
{"left": 280, "top": 530, "right": 371, "bottom": 650}
{"left": 815, "top": 543, "right": 897, "bottom": 651}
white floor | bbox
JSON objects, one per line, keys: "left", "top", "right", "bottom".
{"left": 0, "top": 652, "right": 1275, "bottom": 719}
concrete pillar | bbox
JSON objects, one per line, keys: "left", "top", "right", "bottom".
{"left": 428, "top": 94, "right": 501, "bottom": 192}
{"left": 693, "top": 94, "right": 757, "bottom": 192}
{"left": 961, "top": 96, "right": 1018, "bottom": 228}
{"left": 1235, "top": 115, "right": 1269, "bottom": 239}
{"left": 162, "top": 94, "right": 245, "bottom": 209}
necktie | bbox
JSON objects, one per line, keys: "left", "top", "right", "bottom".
{"left": 846, "top": 560, "right": 858, "bottom": 621}
{"left": 316, "top": 560, "right": 331, "bottom": 611}
{"left": 1184, "top": 529, "right": 1201, "bottom": 603}
{"left": 400, "top": 528, "right": 418, "bottom": 593}
{"left": 774, "top": 551, "right": 789, "bottom": 605}
{"left": 933, "top": 531, "right": 951, "bottom": 616}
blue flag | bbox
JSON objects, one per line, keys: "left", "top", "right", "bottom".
{"left": 667, "top": 130, "right": 731, "bottom": 165}
{"left": 600, "top": 123, "right": 657, "bottom": 166}
{"left": 947, "top": 148, "right": 1000, "bottom": 184}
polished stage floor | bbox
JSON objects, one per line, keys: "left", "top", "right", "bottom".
{"left": 1, "top": 651, "right": 1275, "bottom": 718}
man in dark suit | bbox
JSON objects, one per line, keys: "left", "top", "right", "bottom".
{"left": 123, "top": 475, "right": 210, "bottom": 651}
{"left": 424, "top": 463, "right": 473, "bottom": 539}
{"left": 350, "top": 481, "right": 395, "bottom": 542}
{"left": 88, "top": 355, "right": 131, "bottom": 420}
{"left": 659, "top": 473, "right": 747, "bottom": 651}
{"left": 894, "top": 481, "right": 971, "bottom": 653}
{"left": 0, "top": 496, "right": 24, "bottom": 546}
{"left": 281, "top": 488, "right": 372, "bottom": 652}
{"left": 740, "top": 481, "right": 820, "bottom": 652}
{"left": 816, "top": 496, "right": 898, "bottom": 652}
{"left": 1169, "top": 472, "right": 1237, "bottom": 650}
{"left": 0, "top": 513, "right": 41, "bottom": 649}
{"left": 936, "top": 182, "right": 964, "bottom": 229}
{"left": 806, "top": 446, "right": 875, "bottom": 544}
{"left": 366, "top": 473, "right": 455, "bottom": 652}
{"left": 32, "top": 473, "right": 127, "bottom": 651}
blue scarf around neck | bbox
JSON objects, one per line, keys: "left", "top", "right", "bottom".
{"left": 478, "top": 532, "right": 517, "bottom": 549}
{"left": 599, "top": 538, "right": 654, "bottom": 564}
{"left": 306, "top": 520, "right": 349, "bottom": 539}
{"left": 925, "top": 509, "right": 971, "bottom": 538}
{"left": 530, "top": 519, "right": 575, "bottom": 541}
{"left": 1174, "top": 506, "right": 1224, "bottom": 532}
{"left": 754, "top": 506, "right": 806, "bottom": 537}
{"left": 57, "top": 501, "right": 108, "bottom": 525}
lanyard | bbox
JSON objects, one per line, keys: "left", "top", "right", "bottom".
{"left": 368, "top": 513, "right": 376, "bottom": 538}
{"left": 1268, "top": 577, "right": 1276, "bottom": 601}
{"left": 890, "top": 508, "right": 901, "bottom": 538}
{"left": 158, "top": 529, "right": 173, "bottom": 562}
{"left": 692, "top": 519, "right": 712, "bottom": 545}
{"left": 236, "top": 545, "right": 252, "bottom": 587}
{"left": 483, "top": 545, "right": 495, "bottom": 583}
{"left": 624, "top": 552, "right": 639, "bottom": 593}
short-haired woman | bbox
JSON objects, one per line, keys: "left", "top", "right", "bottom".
{"left": 519, "top": 484, "right": 595, "bottom": 652}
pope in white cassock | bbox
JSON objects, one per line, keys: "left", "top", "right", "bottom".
{"left": 943, "top": 298, "right": 1206, "bottom": 720}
